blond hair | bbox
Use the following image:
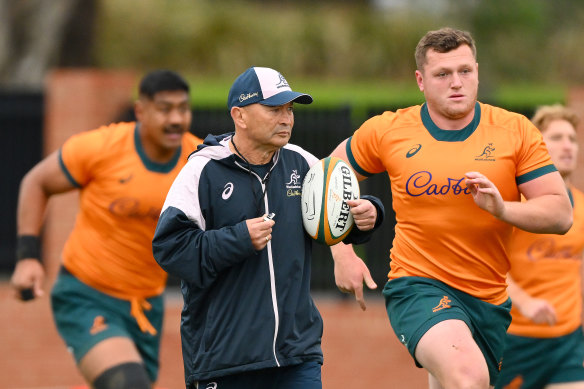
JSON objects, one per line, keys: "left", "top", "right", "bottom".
{"left": 531, "top": 104, "right": 580, "bottom": 133}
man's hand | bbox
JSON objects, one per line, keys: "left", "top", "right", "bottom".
{"left": 465, "top": 171, "right": 505, "bottom": 218}
{"left": 10, "top": 259, "right": 45, "bottom": 301}
{"left": 331, "top": 243, "right": 377, "bottom": 310}
{"left": 519, "top": 297, "right": 557, "bottom": 325}
{"left": 347, "top": 198, "right": 377, "bottom": 231}
{"left": 246, "top": 215, "right": 275, "bottom": 251}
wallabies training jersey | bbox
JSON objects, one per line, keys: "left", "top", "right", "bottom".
{"left": 347, "top": 102, "right": 555, "bottom": 304}
{"left": 507, "top": 187, "right": 584, "bottom": 337}
{"left": 59, "top": 122, "right": 202, "bottom": 299}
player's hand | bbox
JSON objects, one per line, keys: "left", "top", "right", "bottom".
{"left": 246, "top": 215, "right": 275, "bottom": 251}
{"left": 519, "top": 297, "right": 557, "bottom": 325}
{"left": 465, "top": 171, "right": 505, "bottom": 218}
{"left": 347, "top": 199, "right": 377, "bottom": 231}
{"left": 10, "top": 259, "right": 45, "bottom": 302}
{"left": 330, "top": 243, "right": 377, "bottom": 311}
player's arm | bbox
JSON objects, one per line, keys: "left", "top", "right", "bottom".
{"left": 329, "top": 139, "right": 368, "bottom": 181}
{"left": 11, "top": 150, "right": 77, "bottom": 301}
{"left": 513, "top": 172, "right": 572, "bottom": 233}
{"left": 465, "top": 171, "right": 572, "bottom": 234}
{"left": 506, "top": 274, "right": 556, "bottom": 325}
{"left": 328, "top": 139, "right": 382, "bottom": 310}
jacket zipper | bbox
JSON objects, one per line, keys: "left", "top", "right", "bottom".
{"left": 233, "top": 159, "right": 281, "bottom": 366}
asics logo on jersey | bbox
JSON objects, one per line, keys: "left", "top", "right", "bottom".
{"left": 406, "top": 171, "right": 471, "bottom": 197}
{"left": 432, "top": 296, "right": 452, "bottom": 312}
{"left": 205, "top": 383, "right": 218, "bottom": 389}
{"left": 475, "top": 143, "right": 496, "bottom": 161}
{"left": 406, "top": 144, "right": 422, "bottom": 158}
{"left": 119, "top": 173, "right": 133, "bottom": 184}
{"left": 222, "top": 183, "right": 234, "bottom": 200}
{"left": 90, "top": 315, "right": 108, "bottom": 335}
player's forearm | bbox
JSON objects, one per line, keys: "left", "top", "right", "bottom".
{"left": 16, "top": 172, "right": 51, "bottom": 236}
{"left": 500, "top": 193, "right": 572, "bottom": 234}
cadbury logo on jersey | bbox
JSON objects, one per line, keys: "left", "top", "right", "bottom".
{"left": 406, "top": 171, "right": 471, "bottom": 197}
{"left": 109, "top": 198, "right": 160, "bottom": 221}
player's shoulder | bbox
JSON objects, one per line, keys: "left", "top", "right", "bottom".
{"left": 479, "top": 102, "right": 531, "bottom": 128}
{"left": 66, "top": 121, "right": 135, "bottom": 150}
{"left": 361, "top": 105, "right": 422, "bottom": 132}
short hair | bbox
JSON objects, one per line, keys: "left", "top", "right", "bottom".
{"left": 415, "top": 27, "right": 477, "bottom": 71}
{"left": 531, "top": 104, "right": 580, "bottom": 133}
{"left": 138, "top": 69, "right": 190, "bottom": 99}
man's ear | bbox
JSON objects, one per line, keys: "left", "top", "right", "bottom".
{"left": 231, "top": 106, "right": 246, "bottom": 129}
{"left": 134, "top": 100, "right": 144, "bottom": 122}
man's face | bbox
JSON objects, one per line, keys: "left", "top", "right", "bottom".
{"left": 239, "top": 102, "right": 295, "bottom": 150}
{"left": 415, "top": 45, "right": 479, "bottom": 125}
{"left": 135, "top": 90, "right": 192, "bottom": 151}
{"left": 542, "top": 119, "right": 578, "bottom": 178}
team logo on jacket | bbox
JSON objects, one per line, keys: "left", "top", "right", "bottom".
{"left": 276, "top": 73, "right": 289, "bottom": 89}
{"left": 286, "top": 169, "right": 301, "bottom": 197}
{"left": 205, "top": 382, "right": 218, "bottom": 389}
{"left": 475, "top": 143, "right": 496, "bottom": 161}
{"left": 406, "top": 144, "right": 422, "bottom": 158}
{"left": 222, "top": 182, "right": 234, "bottom": 200}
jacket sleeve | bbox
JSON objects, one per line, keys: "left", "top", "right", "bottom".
{"left": 152, "top": 157, "right": 256, "bottom": 287}
{"left": 153, "top": 207, "right": 256, "bottom": 287}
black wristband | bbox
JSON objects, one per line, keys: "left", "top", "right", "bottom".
{"left": 16, "top": 235, "right": 41, "bottom": 262}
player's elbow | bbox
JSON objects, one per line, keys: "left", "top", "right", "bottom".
{"left": 556, "top": 212, "right": 573, "bottom": 235}
{"left": 550, "top": 203, "right": 573, "bottom": 235}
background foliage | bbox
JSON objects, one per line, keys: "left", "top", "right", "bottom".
{"left": 92, "top": 0, "right": 584, "bottom": 108}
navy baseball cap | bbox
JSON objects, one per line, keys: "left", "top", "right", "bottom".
{"left": 227, "top": 67, "right": 313, "bottom": 110}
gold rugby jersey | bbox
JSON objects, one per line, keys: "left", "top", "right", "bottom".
{"left": 347, "top": 102, "right": 555, "bottom": 304}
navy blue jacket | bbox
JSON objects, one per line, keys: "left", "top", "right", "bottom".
{"left": 153, "top": 133, "right": 324, "bottom": 384}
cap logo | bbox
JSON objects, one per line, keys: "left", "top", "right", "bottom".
{"left": 239, "top": 92, "right": 259, "bottom": 103}
{"left": 276, "top": 73, "right": 289, "bottom": 89}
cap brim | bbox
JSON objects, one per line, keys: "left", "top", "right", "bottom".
{"left": 260, "top": 91, "right": 313, "bottom": 106}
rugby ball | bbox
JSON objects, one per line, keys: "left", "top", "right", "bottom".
{"left": 301, "top": 156, "right": 360, "bottom": 245}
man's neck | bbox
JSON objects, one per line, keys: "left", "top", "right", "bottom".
{"left": 230, "top": 135, "right": 275, "bottom": 165}
{"left": 426, "top": 105, "right": 475, "bottom": 131}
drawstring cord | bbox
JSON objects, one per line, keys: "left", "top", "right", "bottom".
{"left": 130, "top": 298, "right": 157, "bottom": 335}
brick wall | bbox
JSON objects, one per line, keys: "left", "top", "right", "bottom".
{"left": 43, "top": 69, "right": 136, "bottom": 284}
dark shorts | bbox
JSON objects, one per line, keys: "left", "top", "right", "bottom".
{"left": 50, "top": 269, "right": 164, "bottom": 381}
{"left": 193, "top": 361, "right": 322, "bottom": 389}
{"left": 495, "top": 327, "right": 584, "bottom": 388}
{"left": 383, "top": 276, "right": 512, "bottom": 385}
